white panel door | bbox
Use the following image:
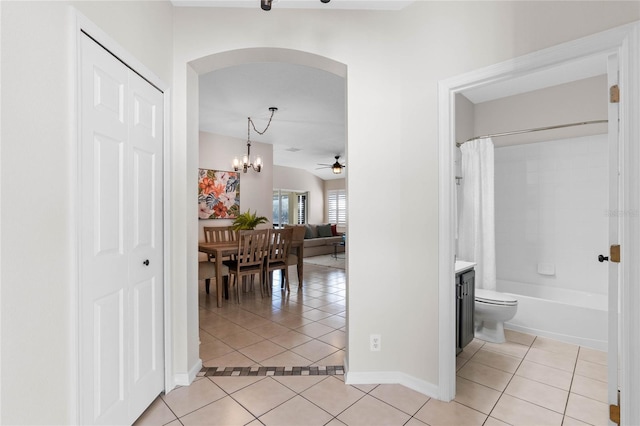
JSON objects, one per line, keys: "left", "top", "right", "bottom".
{"left": 80, "top": 33, "right": 164, "bottom": 425}
{"left": 606, "top": 53, "right": 620, "bottom": 424}
{"left": 127, "top": 67, "right": 165, "bottom": 419}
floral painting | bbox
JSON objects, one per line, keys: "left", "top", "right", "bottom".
{"left": 198, "top": 169, "right": 240, "bottom": 219}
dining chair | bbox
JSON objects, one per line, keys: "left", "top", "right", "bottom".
{"left": 223, "top": 229, "right": 270, "bottom": 303}
{"left": 198, "top": 260, "right": 229, "bottom": 297}
{"left": 284, "top": 225, "right": 306, "bottom": 289}
{"left": 201, "top": 226, "right": 236, "bottom": 295}
{"left": 203, "top": 226, "right": 237, "bottom": 245}
{"left": 265, "top": 228, "right": 293, "bottom": 294}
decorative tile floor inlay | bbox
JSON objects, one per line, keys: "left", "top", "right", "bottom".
{"left": 198, "top": 365, "right": 345, "bottom": 377}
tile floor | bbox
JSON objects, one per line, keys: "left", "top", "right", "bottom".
{"left": 196, "top": 262, "right": 347, "bottom": 369}
{"left": 135, "top": 262, "right": 609, "bottom": 426}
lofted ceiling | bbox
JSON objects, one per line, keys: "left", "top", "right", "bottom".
{"left": 186, "top": 0, "right": 413, "bottom": 181}
{"left": 199, "top": 62, "right": 347, "bottom": 180}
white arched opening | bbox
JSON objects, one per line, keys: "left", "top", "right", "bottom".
{"left": 182, "top": 47, "right": 348, "bottom": 380}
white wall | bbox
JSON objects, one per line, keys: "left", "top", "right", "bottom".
{"left": 455, "top": 94, "right": 475, "bottom": 145}
{"left": 495, "top": 135, "right": 609, "bottom": 294}
{"left": 172, "top": 2, "right": 640, "bottom": 393}
{"left": 0, "top": 1, "right": 173, "bottom": 424}
{"left": 273, "top": 165, "right": 325, "bottom": 224}
{"left": 199, "top": 131, "right": 273, "bottom": 239}
{"left": 2, "top": 1, "right": 640, "bottom": 423}
{"left": 475, "top": 75, "right": 608, "bottom": 146}
{"left": 455, "top": 95, "right": 474, "bottom": 254}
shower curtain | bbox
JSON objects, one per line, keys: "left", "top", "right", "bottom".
{"left": 458, "top": 137, "right": 496, "bottom": 291}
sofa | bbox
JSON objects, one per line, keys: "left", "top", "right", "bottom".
{"left": 286, "top": 224, "right": 345, "bottom": 258}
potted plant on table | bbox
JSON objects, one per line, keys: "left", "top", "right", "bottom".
{"left": 231, "top": 209, "right": 269, "bottom": 230}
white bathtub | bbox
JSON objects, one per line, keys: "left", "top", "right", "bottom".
{"left": 497, "top": 280, "right": 608, "bottom": 351}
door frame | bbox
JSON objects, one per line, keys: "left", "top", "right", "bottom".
{"left": 72, "top": 11, "right": 173, "bottom": 423}
{"left": 438, "top": 22, "right": 640, "bottom": 424}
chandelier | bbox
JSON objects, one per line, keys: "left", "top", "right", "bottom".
{"left": 233, "top": 107, "right": 277, "bottom": 173}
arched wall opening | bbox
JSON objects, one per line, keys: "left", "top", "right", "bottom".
{"left": 186, "top": 46, "right": 349, "bottom": 368}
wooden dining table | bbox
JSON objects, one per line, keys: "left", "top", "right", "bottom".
{"left": 198, "top": 239, "right": 304, "bottom": 307}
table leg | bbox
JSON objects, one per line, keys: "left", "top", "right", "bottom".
{"left": 297, "top": 244, "right": 304, "bottom": 288}
{"left": 216, "top": 251, "right": 223, "bottom": 308}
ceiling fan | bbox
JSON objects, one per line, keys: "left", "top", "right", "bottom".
{"left": 317, "top": 155, "right": 346, "bottom": 174}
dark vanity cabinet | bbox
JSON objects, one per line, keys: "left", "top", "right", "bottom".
{"left": 456, "top": 269, "right": 475, "bottom": 355}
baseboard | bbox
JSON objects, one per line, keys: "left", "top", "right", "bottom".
{"left": 173, "top": 358, "right": 203, "bottom": 387}
{"left": 344, "top": 370, "right": 439, "bottom": 399}
{"left": 505, "top": 324, "right": 607, "bottom": 352}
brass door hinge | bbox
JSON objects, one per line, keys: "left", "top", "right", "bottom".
{"left": 610, "top": 85, "right": 620, "bottom": 103}
{"left": 610, "top": 404, "right": 620, "bottom": 424}
{"left": 610, "top": 390, "right": 621, "bottom": 425}
{"left": 611, "top": 244, "right": 621, "bottom": 263}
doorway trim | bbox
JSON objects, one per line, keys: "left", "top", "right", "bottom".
{"left": 72, "top": 10, "right": 173, "bottom": 422}
{"left": 438, "top": 22, "right": 640, "bottom": 424}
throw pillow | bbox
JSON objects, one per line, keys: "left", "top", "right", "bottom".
{"left": 317, "top": 224, "right": 333, "bottom": 238}
{"left": 331, "top": 224, "right": 337, "bottom": 236}
{"left": 304, "top": 224, "right": 316, "bottom": 239}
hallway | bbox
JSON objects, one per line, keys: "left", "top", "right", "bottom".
{"left": 134, "top": 262, "right": 608, "bottom": 425}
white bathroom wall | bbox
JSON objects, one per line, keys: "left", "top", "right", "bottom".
{"left": 494, "top": 134, "right": 609, "bottom": 295}
{"left": 455, "top": 95, "right": 475, "bottom": 252}
{"left": 475, "top": 75, "right": 608, "bottom": 147}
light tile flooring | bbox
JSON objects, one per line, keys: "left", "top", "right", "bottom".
{"left": 197, "top": 263, "right": 347, "bottom": 370}
{"left": 135, "top": 262, "right": 609, "bottom": 425}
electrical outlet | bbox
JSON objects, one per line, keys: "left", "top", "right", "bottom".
{"left": 370, "top": 334, "right": 381, "bottom": 351}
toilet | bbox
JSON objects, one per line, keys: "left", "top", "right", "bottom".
{"left": 474, "top": 289, "right": 518, "bottom": 343}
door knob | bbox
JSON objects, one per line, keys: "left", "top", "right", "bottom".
{"left": 143, "top": 259, "right": 150, "bottom": 266}
{"left": 598, "top": 255, "right": 609, "bottom": 263}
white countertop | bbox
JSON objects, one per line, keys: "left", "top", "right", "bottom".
{"left": 455, "top": 260, "right": 476, "bottom": 274}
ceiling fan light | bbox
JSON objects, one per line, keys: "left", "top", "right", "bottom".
{"left": 332, "top": 164, "right": 342, "bottom": 174}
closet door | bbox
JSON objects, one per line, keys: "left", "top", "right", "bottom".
{"left": 79, "top": 33, "right": 164, "bottom": 425}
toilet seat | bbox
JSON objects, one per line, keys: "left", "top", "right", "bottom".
{"left": 475, "top": 289, "right": 517, "bottom": 306}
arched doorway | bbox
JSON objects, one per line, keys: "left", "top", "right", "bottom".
{"left": 189, "top": 48, "right": 349, "bottom": 371}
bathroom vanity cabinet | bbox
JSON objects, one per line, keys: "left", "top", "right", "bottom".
{"left": 456, "top": 268, "right": 475, "bottom": 355}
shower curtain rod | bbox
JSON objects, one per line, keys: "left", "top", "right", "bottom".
{"left": 456, "top": 119, "right": 608, "bottom": 147}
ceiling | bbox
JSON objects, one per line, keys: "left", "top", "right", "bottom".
{"left": 188, "top": 0, "right": 411, "bottom": 181}
{"left": 172, "top": 0, "right": 414, "bottom": 11}
{"left": 196, "top": 3, "right": 607, "bottom": 180}
{"left": 199, "top": 62, "right": 347, "bottom": 180}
